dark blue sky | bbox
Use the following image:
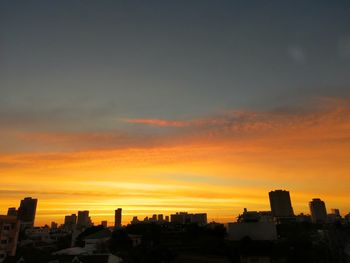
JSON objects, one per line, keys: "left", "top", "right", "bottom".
{"left": 1, "top": 0, "right": 350, "bottom": 132}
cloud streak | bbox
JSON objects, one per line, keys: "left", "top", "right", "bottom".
{"left": 1, "top": 97, "right": 350, "bottom": 225}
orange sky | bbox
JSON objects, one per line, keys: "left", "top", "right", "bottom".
{"left": 1, "top": 97, "right": 350, "bottom": 226}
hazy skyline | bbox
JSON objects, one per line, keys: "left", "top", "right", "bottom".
{"left": 1, "top": 1, "right": 350, "bottom": 225}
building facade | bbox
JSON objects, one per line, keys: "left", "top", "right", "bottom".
{"left": 309, "top": 198, "right": 327, "bottom": 223}
{"left": 269, "top": 190, "right": 294, "bottom": 218}
{"left": 170, "top": 212, "right": 208, "bottom": 225}
{"left": 115, "top": 208, "right": 122, "bottom": 228}
{"left": 77, "top": 211, "right": 91, "bottom": 230}
{"left": 0, "top": 216, "right": 20, "bottom": 262}
{"left": 227, "top": 222, "right": 277, "bottom": 241}
{"left": 6, "top": 208, "right": 18, "bottom": 217}
{"left": 17, "top": 197, "right": 37, "bottom": 228}
{"left": 64, "top": 213, "right": 77, "bottom": 230}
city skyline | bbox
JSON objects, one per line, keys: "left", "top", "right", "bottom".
{"left": 1, "top": 1, "right": 350, "bottom": 226}
{"left": 2, "top": 190, "right": 346, "bottom": 227}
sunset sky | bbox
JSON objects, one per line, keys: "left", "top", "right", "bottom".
{"left": 1, "top": 1, "right": 350, "bottom": 226}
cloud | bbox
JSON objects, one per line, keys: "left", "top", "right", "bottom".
{"left": 1, "top": 97, "right": 350, "bottom": 224}
{"left": 2, "top": 97, "right": 350, "bottom": 156}
{"left": 123, "top": 98, "right": 350, "bottom": 139}
{"left": 123, "top": 118, "right": 190, "bottom": 127}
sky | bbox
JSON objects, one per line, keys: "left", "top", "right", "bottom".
{"left": 1, "top": 0, "right": 350, "bottom": 226}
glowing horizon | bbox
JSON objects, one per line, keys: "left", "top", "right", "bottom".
{"left": 1, "top": 1, "right": 350, "bottom": 227}
{"left": 1, "top": 97, "right": 350, "bottom": 226}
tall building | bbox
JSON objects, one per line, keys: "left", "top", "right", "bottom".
{"left": 64, "top": 214, "right": 77, "bottom": 227}
{"left": 17, "top": 197, "right": 38, "bottom": 228}
{"left": 6, "top": 208, "right": 18, "bottom": 217}
{"left": 309, "top": 198, "right": 327, "bottom": 223}
{"left": 115, "top": 208, "right": 122, "bottom": 228}
{"left": 77, "top": 211, "right": 90, "bottom": 229}
{"left": 101, "top": 221, "right": 108, "bottom": 228}
{"left": 0, "top": 215, "right": 20, "bottom": 262}
{"left": 269, "top": 190, "right": 294, "bottom": 218}
{"left": 158, "top": 214, "right": 164, "bottom": 221}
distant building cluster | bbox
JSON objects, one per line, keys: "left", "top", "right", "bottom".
{"left": 227, "top": 190, "right": 349, "bottom": 241}
{"left": 0, "top": 191, "right": 350, "bottom": 262}
{"left": 131, "top": 214, "right": 169, "bottom": 224}
{"left": 130, "top": 212, "right": 207, "bottom": 226}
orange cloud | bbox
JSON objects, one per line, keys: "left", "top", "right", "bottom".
{"left": 1, "top": 97, "right": 350, "bottom": 226}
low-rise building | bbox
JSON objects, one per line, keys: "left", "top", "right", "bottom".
{"left": 295, "top": 213, "right": 312, "bottom": 223}
{"left": 227, "top": 209, "right": 277, "bottom": 241}
{"left": 227, "top": 222, "right": 277, "bottom": 241}
{"left": 237, "top": 209, "right": 273, "bottom": 223}
{"left": 0, "top": 215, "right": 20, "bottom": 262}
{"left": 345, "top": 213, "right": 350, "bottom": 224}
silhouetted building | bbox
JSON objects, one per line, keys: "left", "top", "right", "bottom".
{"left": 64, "top": 214, "right": 77, "bottom": 230}
{"left": 191, "top": 213, "right": 207, "bottom": 225}
{"left": 269, "top": 190, "right": 294, "bottom": 218}
{"left": 296, "top": 213, "right": 312, "bottom": 223}
{"left": 130, "top": 214, "right": 172, "bottom": 225}
{"left": 6, "top": 208, "right": 18, "bottom": 217}
{"left": 51, "top": 222, "right": 58, "bottom": 229}
{"left": 115, "top": 208, "right": 122, "bottom": 228}
{"left": 309, "top": 198, "right": 327, "bottom": 223}
{"left": 238, "top": 208, "right": 273, "bottom": 223}
{"left": 77, "top": 211, "right": 91, "bottom": 229}
{"left": 170, "top": 212, "right": 207, "bottom": 225}
{"left": 151, "top": 214, "right": 157, "bottom": 222}
{"left": 331, "top": 208, "right": 340, "bottom": 216}
{"left": 228, "top": 221, "right": 277, "bottom": 241}
{"left": 228, "top": 209, "right": 277, "bottom": 241}
{"left": 101, "top": 221, "right": 108, "bottom": 228}
{"left": 0, "top": 215, "right": 20, "bottom": 262}
{"left": 131, "top": 216, "right": 139, "bottom": 224}
{"left": 17, "top": 197, "right": 37, "bottom": 228}
{"left": 171, "top": 212, "right": 191, "bottom": 224}
{"left": 345, "top": 213, "right": 350, "bottom": 224}
{"left": 328, "top": 208, "right": 342, "bottom": 223}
